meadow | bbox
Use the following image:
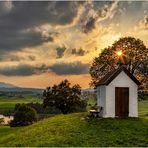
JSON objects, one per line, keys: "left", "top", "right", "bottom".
{"left": 0, "top": 93, "right": 42, "bottom": 115}
{"left": 138, "top": 100, "right": 148, "bottom": 117}
{"left": 0, "top": 100, "right": 147, "bottom": 147}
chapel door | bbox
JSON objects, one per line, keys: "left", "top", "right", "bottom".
{"left": 115, "top": 87, "right": 129, "bottom": 117}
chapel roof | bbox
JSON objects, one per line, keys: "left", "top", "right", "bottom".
{"left": 96, "top": 66, "right": 141, "bottom": 86}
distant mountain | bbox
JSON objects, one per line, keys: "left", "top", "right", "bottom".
{"left": 0, "top": 82, "right": 17, "bottom": 88}
{"left": 0, "top": 82, "right": 95, "bottom": 93}
{"left": 0, "top": 82, "right": 44, "bottom": 93}
{"left": 0, "top": 87, "right": 44, "bottom": 93}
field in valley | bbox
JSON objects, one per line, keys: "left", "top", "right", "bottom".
{"left": 0, "top": 93, "right": 42, "bottom": 115}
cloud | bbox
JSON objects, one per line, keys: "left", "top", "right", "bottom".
{"left": 0, "top": 54, "right": 37, "bottom": 62}
{"left": 0, "top": 64, "right": 50, "bottom": 76}
{"left": 28, "top": 55, "right": 36, "bottom": 61}
{"left": 0, "top": 29, "right": 54, "bottom": 52}
{"left": 82, "top": 17, "right": 96, "bottom": 33}
{"left": 56, "top": 46, "right": 66, "bottom": 58}
{"left": 103, "top": 1, "right": 148, "bottom": 31}
{"left": 80, "top": 1, "right": 118, "bottom": 33}
{"left": 0, "top": 65, "right": 36, "bottom": 76}
{"left": 0, "top": 1, "right": 82, "bottom": 52}
{"left": 1, "top": 1, "right": 82, "bottom": 29}
{"left": 55, "top": 47, "right": 86, "bottom": 58}
{"left": 137, "top": 15, "right": 148, "bottom": 30}
{"left": 10, "top": 56, "right": 23, "bottom": 62}
{"left": 0, "top": 1, "right": 13, "bottom": 15}
{"left": 49, "top": 61, "right": 89, "bottom": 75}
{"left": 0, "top": 61, "right": 89, "bottom": 76}
{"left": 71, "top": 48, "right": 85, "bottom": 56}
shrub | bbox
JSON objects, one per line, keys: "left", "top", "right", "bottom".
{"left": 0, "top": 118, "right": 4, "bottom": 124}
{"left": 15, "top": 103, "right": 61, "bottom": 114}
{"left": 10, "top": 105, "right": 38, "bottom": 127}
{"left": 138, "top": 91, "right": 148, "bottom": 101}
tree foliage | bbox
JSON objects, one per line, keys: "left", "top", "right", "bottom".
{"left": 15, "top": 102, "right": 61, "bottom": 114}
{"left": 0, "top": 118, "right": 4, "bottom": 124}
{"left": 10, "top": 105, "right": 38, "bottom": 127}
{"left": 43, "top": 80, "right": 87, "bottom": 114}
{"left": 90, "top": 37, "right": 148, "bottom": 89}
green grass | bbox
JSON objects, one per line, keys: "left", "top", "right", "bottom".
{"left": 0, "top": 97, "right": 41, "bottom": 108}
{"left": 0, "top": 126, "right": 19, "bottom": 137}
{"left": 0, "top": 113, "right": 148, "bottom": 147}
{"left": 138, "top": 100, "right": 148, "bottom": 117}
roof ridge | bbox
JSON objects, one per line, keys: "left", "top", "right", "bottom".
{"left": 103, "top": 68, "right": 120, "bottom": 83}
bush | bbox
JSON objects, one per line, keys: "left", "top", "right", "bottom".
{"left": 15, "top": 103, "right": 61, "bottom": 114}
{"left": 10, "top": 105, "right": 38, "bottom": 127}
{"left": 0, "top": 118, "right": 4, "bottom": 124}
{"left": 138, "top": 91, "right": 148, "bottom": 101}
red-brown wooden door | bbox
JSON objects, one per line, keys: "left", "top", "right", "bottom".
{"left": 115, "top": 87, "right": 129, "bottom": 117}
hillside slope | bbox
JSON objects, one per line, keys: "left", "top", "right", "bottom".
{"left": 0, "top": 113, "right": 148, "bottom": 147}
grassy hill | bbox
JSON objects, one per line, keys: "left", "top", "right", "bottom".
{"left": 0, "top": 112, "right": 148, "bottom": 147}
{"left": 0, "top": 100, "right": 147, "bottom": 147}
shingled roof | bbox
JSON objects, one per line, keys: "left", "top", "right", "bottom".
{"left": 96, "top": 66, "right": 141, "bottom": 86}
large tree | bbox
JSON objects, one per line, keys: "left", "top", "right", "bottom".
{"left": 43, "top": 80, "right": 86, "bottom": 114}
{"left": 90, "top": 37, "right": 148, "bottom": 89}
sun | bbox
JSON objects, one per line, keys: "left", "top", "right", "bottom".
{"left": 116, "top": 50, "right": 123, "bottom": 56}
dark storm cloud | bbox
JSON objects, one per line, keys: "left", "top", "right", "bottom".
{"left": 0, "top": 1, "right": 82, "bottom": 52}
{"left": 81, "top": 17, "right": 96, "bottom": 33}
{"left": 28, "top": 55, "right": 36, "bottom": 61}
{"left": 71, "top": 48, "right": 85, "bottom": 56}
{"left": 4, "top": 1, "right": 81, "bottom": 29}
{"left": 81, "top": 1, "right": 117, "bottom": 33}
{"left": 0, "top": 30, "right": 54, "bottom": 51}
{"left": 55, "top": 47, "right": 86, "bottom": 58}
{"left": 0, "top": 64, "right": 50, "bottom": 76}
{"left": 0, "top": 65, "right": 35, "bottom": 76}
{"left": 1, "top": 55, "right": 36, "bottom": 62}
{"left": 0, "top": 61, "right": 89, "bottom": 76}
{"left": 49, "top": 61, "right": 89, "bottom": 75}
{"left": 10, "top": 56, "right": 23, "bottom": 62}
{"left": 56, "top": 46, "right": 66, "bottom": 58}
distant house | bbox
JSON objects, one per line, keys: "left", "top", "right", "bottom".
{"left": 96, "top": 66, "right": 141, "bottom": 118}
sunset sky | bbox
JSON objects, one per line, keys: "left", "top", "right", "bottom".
{"left": 0, "top": 1, "right": 148, "bottom": 88}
